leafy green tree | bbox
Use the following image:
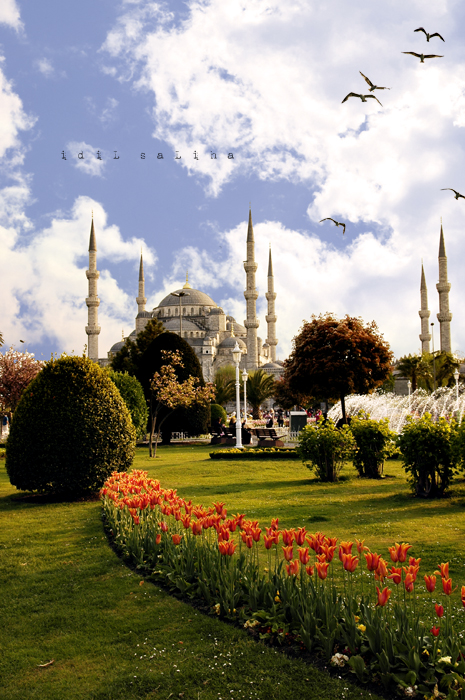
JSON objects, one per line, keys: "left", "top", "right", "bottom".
{"left": 245, "top": 369, "right": 276, "bottom": 419}
{"left": 213, "top": 365, "right": 236, "bottom": 406}
{"left": 285, "top": 314, "right": 393, "bottom": 424}
{"left": 6, "top": 356, "right": 136, "bottom": 495}
{"left": 110, "top": 319, "right": 165, "bottom": 377}
{"left": 297, "top": 418, "right": 356, "bottom": 482}
{"left": 435, "top": 352, "right": 461, "bottom": 389}
{"left": 396, "top": 353, "right": 432, "bottom": 391}
{"left": 106, "top": 369, "right": 148, "bottom": 439}
{"left": 210, "top": 404, "right": 227, "bottom": 425}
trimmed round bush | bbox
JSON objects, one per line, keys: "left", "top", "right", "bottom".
{"left": 6, "top": 356, "right": 136, "bottom": 495}
{"left": 210, "top": 403, "right": 227, "bottom": 425}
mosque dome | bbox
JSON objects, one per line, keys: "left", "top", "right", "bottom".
{"left": 209, "top": 307, "right": 224, "bottom": 315}
{"left": 157, "top": 288, "right": 217, "bottom": 308}
{"left": 219, "top": 336, "right": 247, "bottom": 350}
{"left": 109, "top": 340, "right": 125, "bottom": 354}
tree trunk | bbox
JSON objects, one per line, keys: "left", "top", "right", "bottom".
{"left": 340, "top": 395, "right": 347, "bottom": 424}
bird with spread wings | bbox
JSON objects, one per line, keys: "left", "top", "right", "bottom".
{"left": 402, "top": 52, "right": 443, "bottom": 63}
{"left": 441, "top": 189, "right": 465, "bottom": 200}
{"left": 359, "top": 72, "right": 390, "bottom": 92}
{"left": 414, "top": 27, "right": 445, "bottom": 42}
{"left": 342, "top": 92, "right": 382, "bottom": 106}
{"left": 319, "top": 218, "right": 346, "bottom": 235}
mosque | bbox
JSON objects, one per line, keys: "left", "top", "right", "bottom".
{"left": 85, "top": 209, "right": 283, "bottom": 381}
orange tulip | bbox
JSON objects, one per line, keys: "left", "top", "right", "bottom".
{"left": 342, "top": 553, "right": 359, "bottom": 573}
{"left": 435, "top": 562, "right": 449, "bottom": 579}
{"left": 442, "top": 577, "right": 453, "bottom": 596}
{"left": 285, "top": 559, "right": 300, "bottom": 576}
{"left": 191, "top": 520, "right": 203, "bottom": 536}
{"left": 217, "top": 526, "right": 230, "bottom": 542}
{"left": 218, "top": 540, "right": 237, "bottom": 556}
{"left": 264, "top": 535, "right": 274, "bottom": 550}
{"left": 403, "top": 564, "right": 420, "bottom": 582}
{"left": 295, "top": 527, "right": 307, "bottom": 546}
{"left": 375, "top": 558, "right": 388, "bottom": 581}
{"left": 282, "top": 529, "right": 295, "bottom": 546}
{"left": 404, "top": 572, "right": 415, "bottom": 593}
{"left": 316, "top": 553, "right": 327, "bottom": 563}
{"left": 298, "top": 547, "right": 310, "bottom": 565}
{"left": 387, "top": 566, "right": 402, "bottom": 585}
{"left": 409, "top": 556, "right": 421, "bottom": 567}
{"left": 356, "top": 538, "right": 368, "bottom": 554}
{"left": 270, "top": 517, "right": 279, "bottom": 531}
{"left": 172, "top": 534, "right": 182, "bottom": 545}
{"left": 160, "top": 521, "right": 168, "bottom": 532}
{"left": 251, "top": 527, "right": 262, "bottom": 542}
{"left": 244, "top": 535, "right": 253, "bottom": 548}
{"left": 431, "top": 625, "right": 440, "bottom": 637}
{"left": 424, "top": 574, "right": 436, "bottom": 593}
{"left": 316, "top": 561, "right": 330, "bottom": 580}
{"left": 389, "top": 542, "right": 412, "bottom": 563}
{"left": 325, "top": 536, "right": 338, "bottom": 547}
{"left": 181, "top": 514, "right": 191, "bottom": 529}
{"left": 306, "top": 564, "right": 314, "bottom": 576}
{"left": 339, "top": 541, "right": 354, "bottom": 561}
{"left": 282, "top": 545, "right": 294, "bottom": 561}
{"left": 155, "top": 533, "right": 161, "bottom": 545}
{"left": 435, "top": 603, "right": 444, "bottom": 618}
{"left": 376, "top": 586, "right": 391, "bottom": 607}
{"left": 321, "top": 544, "right": 336, "bottom": 563}
{"left": 213, "top": 501, "right": 225, "bottom": 514}
{"left": 461, "top": 586, "right": 465, "bottom": 608}
{"left": 365, "top": 551, "right": 381, "bottom": 572}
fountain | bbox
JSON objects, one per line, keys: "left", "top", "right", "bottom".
{"left": 328, "top": 385, "right": 465, "bottom": 433}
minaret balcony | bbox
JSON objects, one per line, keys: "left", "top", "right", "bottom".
{"left": 86, "top": 270, "right": 100, "bottom": 280}
{"left": 86, "top": 297, "right": 100, "bottom": 307}
{"left": 265, "top": 314, "right": 277, "bottom": 323}
{"left": 436, "top": 282, "right": 451, "bottom": 293}
{"left": 244, "top": 319, "right": 260, "bottom": 329}
{"left": 243, "top": 261, "right": 258, "bottom": 273}
{"left": 418, "top": 310, "right": 431, "bottom": 318}
{"left": 437, "top": 312, "right": 452, "bottom": 323}
{"left": 244, "top": 290, "right": 259, "bottom": 300}
{"left": 85, "top": 325, "right": 101, "bottom": 335}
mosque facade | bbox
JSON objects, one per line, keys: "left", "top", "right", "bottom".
{"left": 85, "top": 210, "right": 283, "bottom": 381}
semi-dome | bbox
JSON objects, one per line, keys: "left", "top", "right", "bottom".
{"left": 109, "top": 340, "right": 125, "bottom": 354}
{"left": 162, "top": 318, "right": 204, "bottom": 332}
{"left": 219, "top": 336, "right": 247, "bottom": 350}
{"left": 209, "top": 307, "right": 224, "bottom": 315}
{"left": 156, "top": 288, "right": 217, "bottom": 308}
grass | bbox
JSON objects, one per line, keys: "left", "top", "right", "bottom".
{"left": 2, "top": 443, "right": 465, "bottom": 699}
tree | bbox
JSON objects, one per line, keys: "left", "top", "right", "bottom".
{"left": 273, "top": 375, "right": 302, "bottom": 410}
{"left": 106, "top": 369, "right": 149, "bottom": 439}
{"left": 0, "top": 348, "right": 44, "bottom": 417}
{"left": 148, "top": 350, "right": 214, "bottom": 457}
{"left": 213, "top": 365, "right": 236, "bottom": 406}
{"left": 396, "top": 353, "right": 432, "bottom": 391}
{"left": 110, "top": 319, "right": 166, "bottom": 377}
{"left": 245, "top": 369, "right": 276, "bottom": 419}
{"left": 6, "top": 356, "right": 136, "bottom": 495}
{"left": 285, "top": 314, "right": 393, "bottom": 423}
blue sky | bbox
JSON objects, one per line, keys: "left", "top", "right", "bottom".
{"left": 1, "top": 0, "right": 465, "bottom": 362}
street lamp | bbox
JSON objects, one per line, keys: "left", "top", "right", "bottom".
{"left": 431, "top": 322, "right": 436, "bottom": 391}
{"left": 407, "top": 379, "right": 412, "bottom": 412}
{"left": 454, "top": 369, "right": 460, "bottom": 402}
{"left": 242, "top": 368, "right": 248, "bottom": 423}
{"left": 170, "top": 291, "right": 190, "bottom": 337}
{"left": 232, "top": 342, "right": 243, "bottom": 449}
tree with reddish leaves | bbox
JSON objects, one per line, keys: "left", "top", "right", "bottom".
{"left": 0, "top": 348, "right": 45, "bottom": 417}
{"left": 284, "top": 314, "right": 393, "bottom": 423}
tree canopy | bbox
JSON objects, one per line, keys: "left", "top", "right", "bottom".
{"left": 245, "top": 369, "right": 276, "bottom": 419}
{"left": 212, "top": 365, "right": 236, "bottom": 406}
{"left": 110, "top": 319, "right": 166, "bottom": 377}
{"left": 284, "top": 313, "right": 393, "bottom": 422}
{"left": 0, "top": 348, "right": 44, "bottom": 415}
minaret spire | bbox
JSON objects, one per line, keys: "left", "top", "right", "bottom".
{"left": 419, "top": 263, "right": 431, "bottom": 354}
{"left": 135, "top": 252, "right": 147, "bottom": 332}
{"left": 436, "top": 223, "right": 452, "bottom": 353}
{"left": 244, "top": 208, "right": 259, "bottom": 370}
{"left": 85, "top": 216, "right": 101, "bottom": 361}
{"left": 265, "top": 245, "right": 278, "bottom": 362}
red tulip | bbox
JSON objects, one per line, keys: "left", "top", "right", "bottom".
{"left": 342, "top": 553, "right": 359, "bottom": 573}
{"left": 172, "top": 534, "right": 182, "bottom": 545}
{"left": 270, "top": 517, "right": 279, "bottom": 531}
{"left": 435, "top": 603, "right": 444, "bottom": 618}
{"left": 435, "top": 562, "right": 449, "bottom": 579}
{"left": 431, "top": 625, "right": 440, "bottom": 637}
{"left": 285, "top": 559, "right": 300, "bottom": 576}
{"left": 442, "top": 577, "right": 453, "bottom": 596}
{"left": 389, "top": 542, "right": 412, "bottom": 563}
{"left": 387, "top": 566, "right": 402, "bottom": 585}
{"left": 316, "top": 561, "right": 330, "bottom": 580}
{"left": 251, "top": 527, "right": 261, "bottom": 543}
{"left": 365, "top": 551, "right": 381, "bottom": 572}
{"left": 191, "top": 520, "right": 203, "bottom": 535}
{"left": 306, "top": 564, "right": 314, "bottom": 576}
{"left": 461, "top": 586, "right": 465, "bottom": 608}
{"left": 298, "top": 547, "right": 310, "bottom": 565}
{"left": 321, "top": 544, "right": 336, "bottom": 562}
{"left": 295, "top": 527, "right": 307, "bottom": 546}
{"left": 282, "top": 545, "right": 294, "bottom": 561}
{"left": 160, "top": 521, "right": 168, "bottom": 532}
{"left": 264, "top": 535, "right": 274, "bottom": 550}
{"left": 375, "top": 558, "right": 388, "bottom": 581}
{"left": 404, "top": 572, "right": 415, "bottom": 593}
{"left": 155, "top": 533, "right": 161, "bottom": 545}
{"left": 339, "top": 541, "right": 354, "bottom": 561}
{"left": 282, "top": 529, "right": 295, "bottom": 546}
{"left": 409, "top": 556, "right": 421, "bottom": 567}
{"left": 376, "top": 586, "right": 391, "bottom": 607}
{"left": 219, "top": 540, "right": 237, "bottom": 556}
{"left": 356, "top": 538, "right": 368, "bottom": 554}
{"left": 424, "top": 574, "right": 436, "bottom": 593}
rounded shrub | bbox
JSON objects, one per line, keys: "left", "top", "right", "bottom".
{"left": 6, "top": 356, "right": 136, "bottom": 495}
{"left": 297, "top": 418, "right": 356, "bottom": 482}
{"left": 106, "top": 369, "right": 148, "bottom": 438}
{"left": 349, "top": 412, "right": 396, "bottom": 478}
{"left": 210, "top": 403, "right": 227, "bottom": 425}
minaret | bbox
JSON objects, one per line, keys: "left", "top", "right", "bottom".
{"left": 243, "top": 208, "right": 259, "bottom": 370}
{"left": 265, "top": 246, "right": 278, "bottom": 362}
{"left": 436, "top": 224, "right": 452, "bottom": 353}
{"left": 419, "top": 263, "right": 431, "bottom": 354}
{"left": 85, "top": 216, "right": 100, "bottom": 361}
{"left": 135, "top": 253, "right": 147, "bottom": 333}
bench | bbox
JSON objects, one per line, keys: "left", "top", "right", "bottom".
{"left": 210, "top": 427, "right": 237, "bottom": 445}
{"left": 249, "top": 427, "right": 285, "bottom": 447}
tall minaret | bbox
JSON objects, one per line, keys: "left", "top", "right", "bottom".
{"left": 419, "top": 263, "right": 431, "bottom": 354}
{"left": 436, "top": 224, "right": 452, "bottom": 353}
{"left": 265, "top": 246, "right": 278, "bottom": 362}
{"left": 135, "top": 253, "right": 147, "bottom": 333}
{"left": 85, "top": 216, "right": 101, "bottom": 361}
{"left": 244, "top": 208, "right": 259, "bottom": 370}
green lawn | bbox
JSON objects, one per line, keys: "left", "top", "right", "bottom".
{"left": 2, "top": 444, "right": 465, "bottom": 699}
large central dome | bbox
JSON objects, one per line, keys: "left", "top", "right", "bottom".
{"left": 157, "top": 288, "right": 217, "bottom": 308}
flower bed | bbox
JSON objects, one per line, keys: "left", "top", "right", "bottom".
{"left": 101, "top": 470, "right": 465, "bottom": 699}
{"left": 210, "top": 448, "right": 299, "bottom": 460}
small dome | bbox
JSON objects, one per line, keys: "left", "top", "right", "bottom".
{"left": 136, "top": 310, "right": 152, "bottom": 319}
{"left": 109, "top": 340, "right": 125, "bottom": 354}
{"left": 219, "top": 336, "right": 247, "bottom": 350}
{"left": 261, "top": 362, "right": 282, "bottom": 369}
{"left": 156, "top": 288, "right": 217, "bottom": 308}
{"left": 226, "top": 320, "right": 246, "bottom": 334}
{"left": 209, "top": 307, "right": 224, "bottom": 315}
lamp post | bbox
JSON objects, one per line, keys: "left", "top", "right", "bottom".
{"left": 170, "top": 291, "right": 190, "bottom": 337}
{"left": 242, "top": 368, "right": 248, "bottom": 423}
{"left": 232, "top": 342, "right": 243, "bottom": 449}
{"left": 407, "top": 379, "right": 412, "bottom": 413}
{"left": 431, "top": 322, "right": 436, "bottom": 391}
{"left": 454, "top": 369, "right": 460, "bottom": 423}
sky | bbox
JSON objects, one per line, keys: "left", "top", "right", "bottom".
{"left": 1, "top": 0, "right": 465, "bottom": 363}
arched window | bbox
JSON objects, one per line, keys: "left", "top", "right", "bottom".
{"left": 175, "top": 307, "right": 179, "bottom": 316}
{"left": 191, "top": 307, "right": 194, "bottom": 315}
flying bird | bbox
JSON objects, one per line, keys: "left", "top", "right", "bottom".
{"left": 319, "top": 218, "right": 346, "bottom": 235}
{"left": 441, "top": 188, "right": 465, "bottom": 200}
{"left": 402, "top": 52, "right": 443, "bottom": 63}
{"left": 342, "top": 92, "right": 382, "bottom": 106}
{"left": 359, "top": 72, "right": 390, "bottom": 92}
{"left": 414, "top": 27, "right": 445, "bottom": 42}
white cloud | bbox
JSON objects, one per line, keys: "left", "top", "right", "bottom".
{"left": 0, "top": 0, "right": 22, "bottom": 31}
{"left": 65, "top": 141, "right": 109, "bottom": 177}
{"left": 35, "top": 58, "right": 54, "bottom": 78}
{"left": 0, "top": 59, "right": 35, "bottom": 161}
